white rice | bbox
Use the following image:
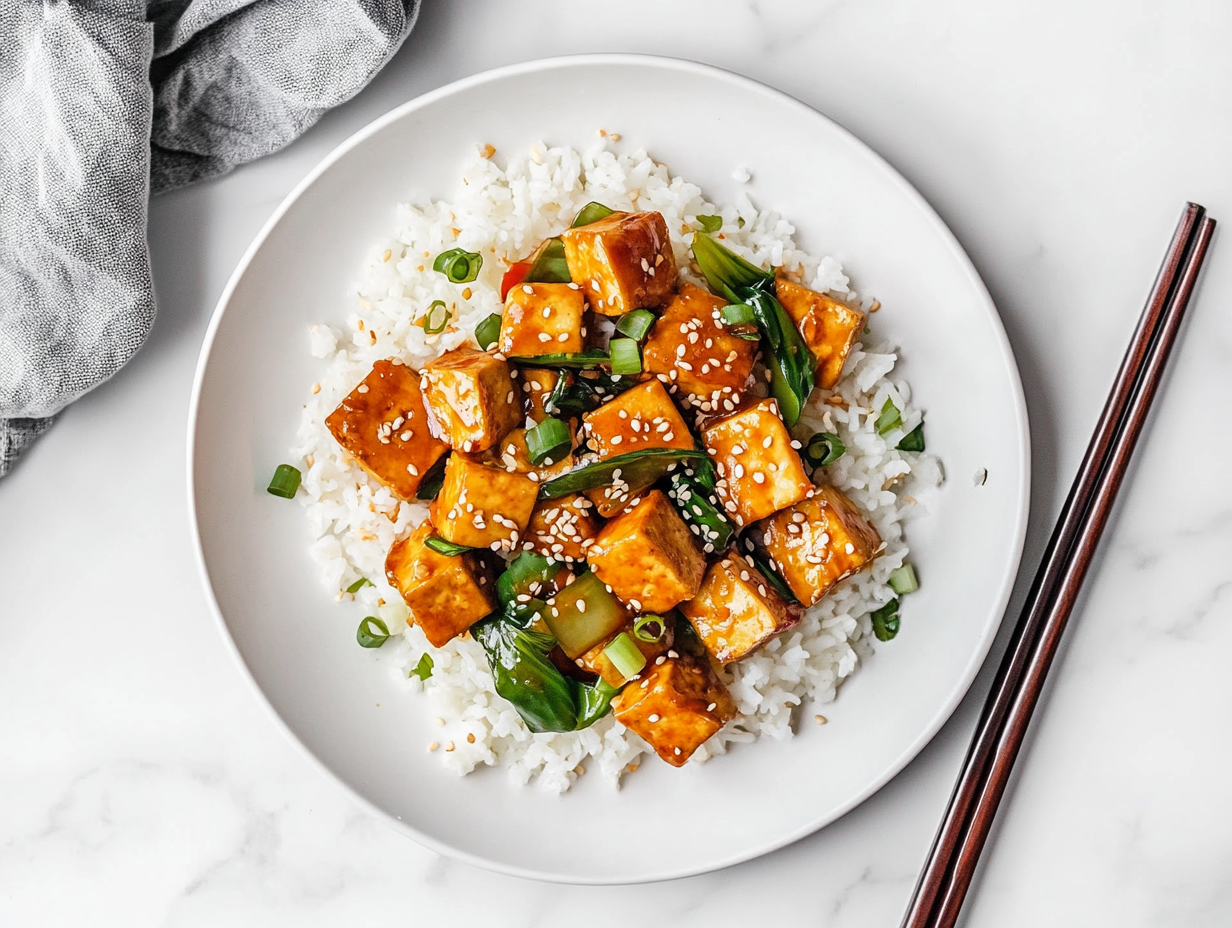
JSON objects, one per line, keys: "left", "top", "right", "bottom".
{"left": 293, "top": 140, "right": 942, "bottom": 793}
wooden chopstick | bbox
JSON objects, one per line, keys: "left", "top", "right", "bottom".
{"left": 902, "top": 203, "right": 1216, "bottom": 928}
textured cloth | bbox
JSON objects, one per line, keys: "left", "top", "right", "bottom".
{"left": 0, "top": 0, "right": 419, "bottom": 477}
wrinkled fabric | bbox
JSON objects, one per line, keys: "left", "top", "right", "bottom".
{"left": 0, "top": 0, "right": 419, "bottom": 477}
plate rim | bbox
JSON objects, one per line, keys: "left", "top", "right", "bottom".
{"left": 187, "top": 52, "right": 1031, "bottom": 884}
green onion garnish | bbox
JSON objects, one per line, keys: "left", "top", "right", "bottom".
{"left": 266, "top": 464, "right": 302, "bottom": 499}
{"left": 409, "top": 652, "right": 434, "bottom": 680}
{"left": 571, "top": 201, "right": 616, "bottom": 227}
{"left": 540, "top": 448, "right": 710, "bottom": 500}
{"left": 424, "top": 536, "right": 474, "bottom": 557}
{"left": 526, "top": 417, "right": 571, "bottom": 465}
{"left": 897, "top": 422, "right": 926, "bottom": 452}
{"left": 415, "top": 454, "right": 448, "bottom": 500}
{"left": 524, "top": 238, "right": 571, "bottom": 284}
{"left": 696, "top": 214, "right": 723, "bottom": 233}
{"left": 614, "top": 309, "right": 655, "bottom": 341}
{"left": 422, "top": 300, "right": 451, "bottom": 335}
{"left": 345, "top": 577, "right": 372, "bottom": 594}
{"left": 803, "top": 431, "right": 846, "bottom": 468}
{"left": 875, "top": 397, "right": 902, "bottom": 435}
{"left": 433, "top": 247, "right": 482, "bottom": 283}
{"left": 475, "top": 313, "right": 502, "bottom": 350}
{"left": 603, "top": 632, "right": 647, "bottom": 680}
{"left": 357, "top": 616, "right": 391, "bottom": 648}
{"left": 720, "top": 302, "right": 755, "bottom": 327}
{"left": 888, "top": 564, "right": 919, "bottom": 595}
{"left": 508, "top": 350, "right": 609, "bottom": 369}
{"left": 871, "top": 598, "right": 900, "bottom": 642}
{"left": 632, "top": 614, "right": 666, "bottom": 643}
{"left": 497, "top": 551, "right": 563, "bottom": 605}
{"left": 748, "top": 551, "right": 800, "bottom": 605}
{"left": 609, "top": 338, "right": 642, "bottom": 375}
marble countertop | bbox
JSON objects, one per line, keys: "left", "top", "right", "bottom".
{"left": 3, "top": 1, "right": 1230, "bottom": 924}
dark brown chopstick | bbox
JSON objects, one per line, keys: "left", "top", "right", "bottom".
{"left": 902, "top": 203, "right": 1216, "bottom": 928}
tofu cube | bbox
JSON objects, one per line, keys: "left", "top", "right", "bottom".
{"left": 586, "top": 489, "right": 705, "bottom": 612}
{"left": 429, "top": 453, "right": 539, "bottom": 552}
{"left": 421, "top": 346, "right": 520, "bottom": 452}
{"left": 581, "top": 379, "right": 693, "bottom": 460}
{"left": 325, "top": 359, "right": 450, "bottom": 501}
{"left": 578, "top": 618, "right": 675, "bottom": 688}
{"left": 611, "top": 653, "right": 736, "bottom": 767}
{"left": 523, "top": 493, "right": 603, "bottom": 563}
{"left": 775, "top": 275, "right": 865, "bottom": 390}
{"left": 758, "top": 485, "right": 884, "bottom": 606}
{"left": 498, "top": 282, "right": 587, "bottom": 357}
{"left": 702, "top": 399, "right": 812, "bottom": 526}
{"left": 385, "top": 522, "right": 496, "bottom": 647}
{"left": 642, "top": 283, "right": 757, "bottom": 407}
{"left": 679, "top": 553, "right": 796, "bottom": 663}
{"left": 561, "top": 211, "right": 677, "bottom": 315}
{"left": 517, "top": 367, "right": 560, "bottom": 424}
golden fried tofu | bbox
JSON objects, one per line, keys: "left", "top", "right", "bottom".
{"left": 498, "top": 282, "right": 587, "bottom": 357}
{"left": 702, "top": 398, "right": 812, "bottom": 527}
{"left": 775, "top": 275, "right": 865, "bottom": 390}
{"left": 523, "top": 493, "right": 602, "bottom": 563}
{"left": 385, "top": 522, "right": 496, "bottom": 647}
{"left": 578, "top": 617, "right": 675, "bottom": 688}
{"left": 679, "top": 553, "right": 796, "bottom": 663}
{"left": 429, "top": 453, "right": 538, "bottom": 552}
{"left": 517, "top": 368, "right": 560, "bottom": 423}
{"left": 759, "top": 484, "right": 884, "bottom": 606}
{"left": 611, "top": 652, "right": 736, "bottom": 767}
{"left": 587, "top": 489, "right": 705, "bottom": 613}
{"left": 325, "top": 359, "right": 449, "bottom": 500}
{"left": 581, "top": 379, "right": 693, "bottom": 459}
{"left": 421, "top": 346, "right": 520, "bottom": 453}
{"left": 560, "top": 210, "right": 677, "bottom": 315}
{"left": 642, "top": 283, "right": 757, "bottom": 407}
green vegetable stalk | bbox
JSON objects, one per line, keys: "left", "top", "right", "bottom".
{"left": 538, "top": 448, "right": 710, "bottom": 500}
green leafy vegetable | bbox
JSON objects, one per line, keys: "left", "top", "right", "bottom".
{"left": 422, "top": 300, "right": 450, "bottom": 334}
{"left": 357, "top": 616, "right": 391, "bottom": 648}
{"left": 875, "top": 397, "right": 902, "bottom": 435}
{"left": 668, "top": 471, "right": 733, "bottom": 552}
{"left": 571, "top": 201, "right": 616, "bottom": 227}
{"left": 748, "top": 550, "right": 800, "bottom": 605}
{"left": 695, "top": 214, "right": 723, "bottom": 233}
{"left": 424, "top": 536, "right": 474, "bottom": 557}
{"left": 603, "top": 632, "right": 647, "bottom": 680}
{"left": 888, "top": 564, "right": 919, "bottom": 595}
{"left": 475, "top": 312, "right": 502, "bottom": 350}
{"left": 609, "top": 338, "right": 642, "bottom": 375}
{"left": 545, "top": 571, "right": 628, "bottom": 658}
{"left": 803, "top": 431, "right": 846, "bottom": 468}
{"left": 497, "top": 551, "right": 564, "bottom": 605}
{"left": 614, "top": 309, "right": 655, "bottom": 341}
{"left": 544, "top": 370, "right": 636, "bottom": 416}
{"left": 526, "top": 417, "right": 572, "bottom": 465}
{"left": 691, "top": 230, "right": 773, "bottom": 301}
{"left": 633, "top": 614, "right": 666, "bottom": 643}
{"left": 523, "top": 238, "right": 571, "bottom": 284}
{"left": 433, "top": 248, "right": 482, "bottom": 283}
{"left": 344, "top": 577, "right": 372, "bottom": 595}
{"left": 871, "top": 598, "right": 900, "bottom": 641}
{"left": 267, "top": 464, "right": 302, "bottom": 499}
{"left": 574, "top": 679, "right": 621, "bottom": 729}
{"left": 539, "top": 448, "right": 709, "bottom": 500}
{"left": 897, "top": 422, "right": 926, "bottom": 452}
{"left": 409, "top": 653, "right": 434, "bottom": 680}
{"left": 509, "top": 350, "right": 609, "bottom": 369}
{"left": 720, "top": 302, "right": 755, "bottom": 326}
{"left": 415, "top": 453, "right": 448, "bottom": 500}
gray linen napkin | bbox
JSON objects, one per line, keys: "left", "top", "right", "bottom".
{"left": 0, "top": 0, "right": 419, "bottom": 477}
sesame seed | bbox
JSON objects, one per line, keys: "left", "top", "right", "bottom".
{"left": 406, "top": 463, "right": 418, "bottom": 476}
{"left": 610, "top": 435, "right": 623, "bottom": 445}
{"left": 428, "top": 742, "right": 439, "bottom": 751}
{"left": 538, "top": 332, "right": 552, "bottom": 342}
{"left": 576, "top": 599, "right": 587, "bottom": 613}
{"left": 356, "top": 384, "right": 369, "bottom": 393}
{"left": 557, "top": 332, "right": 569, "bottom": 342}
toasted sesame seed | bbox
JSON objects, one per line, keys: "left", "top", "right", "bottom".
{"left": 356, "top": 384, "right": 369, "bottom": 393}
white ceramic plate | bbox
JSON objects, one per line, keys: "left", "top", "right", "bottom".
{"left": 189, "top": 55, "right": 1029, "bottom": 884}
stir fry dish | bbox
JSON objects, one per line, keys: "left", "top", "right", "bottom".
{"left": 321, "top": 202, "right": 888, "bottom": 768}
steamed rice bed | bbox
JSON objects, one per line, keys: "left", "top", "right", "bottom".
{"left": 294, "top": 140, "right": 941, "bottom": 792}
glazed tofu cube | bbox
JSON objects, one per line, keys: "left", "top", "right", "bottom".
{"left": 523, "top": 493, "right": 603, "bottom": 563}
{"left": 430, "top": 453, "right": 538, "bottom": 552}
{"left": 581, "top": 379, "right": 693, "bottom": 460}
{"left": 561, "top": 211, "right": 677, "bottom": 315}
{"left": 578, "top": 617, "right": 675, "bottom": 688}
{"left": 679, "top": 553, "right": 796, "bottom": 663}
{"left": 498, "top": 282, "right": 586, "bottom": 357}
{"left": 325, "top": 359, "right": 450, "bottom": 501}
{"left": 759, "top": 485, "right": 884, "bottom": 606}
{"left": 642, "top": 283, "right": 758, "bottom": 407}
{"left": 421, "top": 346, "right": 520, "bottom": 452}
{"left": 611, "top": 652, "right": 736, "bottom": 767}
{"left": 775, "top": 275, "right": 865, "bottom": 390}
{"left": 702, "top": 399, "right": 811, "bottom": 527}
{"left": 587, "top": 489, "right": 705, "bottom": 612}
{"left": 385, "top": 522, "right": 496, "bottom": 647}
{"left": 517, "top": 367, "right": 560, "bottom": 424}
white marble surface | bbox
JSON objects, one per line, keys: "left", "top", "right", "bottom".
{"left": 2, "top": 1, "right": 1230, "bottom": 924}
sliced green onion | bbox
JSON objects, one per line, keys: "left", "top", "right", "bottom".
{"left": 415, "top": 454, "right": 448, "bottom": 500}
{"left": 475, "top": 313, "right": 502, "bottom": 350}
{"left": 524, "top": 238, "right": 571, "bottom": 284}
{"left": 544, "top": 571, "right": 627, "bottom": 658}
{"left": 572, "top": 201, "right": 616, "bottom": 227}
{"left": 539, "top": 448, "right": 709, "bottom": 500}
{"left": 266, "top": 464, "right": 302, "bottom": 499}
{"left": 695, "top": 214, "right": 723, "bottom": 233}
{"left": 614, "top": 309, "right": 655, "bottom": 341}
{"left": 508, "top": 350, "right": 609, "bottom": 369}
{"left": 609, "top": 338, "right": 642, "bottom": 375}
{"left": 526, "top": 417, "right": 572, "bottom": 465}
{"left": 632, "top": 614, "right": 666, "bottom": 643}
{"left": 748, "top": 551, "right": 799, "bottom": 605}
{"left": 888, "top": 564, "right": 919, "bottom": 595}
{"left": 409, "top": 652, "right": 434, "bottom": 680}
{"left": 357, "top": 616, "right": 391, "bottom": 648}
{"left": 433, "top": 247, "right": 482, "bottom": 283}
{"left": 897, "top": 422, "right": 926, "bottom": 452}
{"left": 424, "top": 536, "right": 474, "bottom": 557}
{"left": 871, "top": 598, "right": 900, "bottom": 642}
{"left": 875, "top": 397, "right": 902, "bottom": 435}
{"left": 603, "top": 632, "right": 647, "bottom": 680}
{"left": 720, "top": 302, "right": 755, "bottom": 326}
{"left": 803, "top": 431, "right": 846, "bottom": 468}
{"left": 497, "top": 551, "right": 564, "bottom": 605}
{"left": 345, "top": 577, "right": 372, "bottom": 595}
{"left": 422, "top": 300, "right": 451, "bottom": 335}
{"left": 668, "top": 472, "right": 733, "bottom": 553}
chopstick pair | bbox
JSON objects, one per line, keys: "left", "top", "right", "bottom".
{"left": 901, "top": 203, "right": 1216, "bottom": 928}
